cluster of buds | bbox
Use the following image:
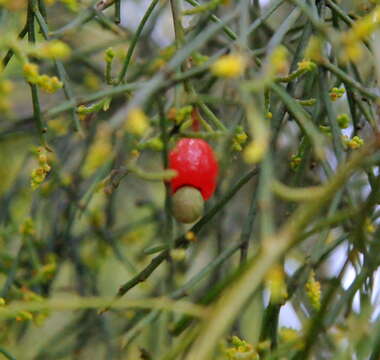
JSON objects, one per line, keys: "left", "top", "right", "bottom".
{"left": 31, "top": 148, "right": 51, "bottom": 190}
{"left": 168, "top": 105, "right": 194, "bottom": 125}
{"left": 329, "top": 87, "right": 345, "bottom": 101}
{"left": 337, "top": 113, "right": 350, "bottom": 129}
{"left": 265, "top": 264, "right": 288, "bottom": 304}
{"left": 23, "top": 63, "right": 63, "bottom": 94}
{"left": 211, "top": 53, "right": 246, "bottom": 78}
{"left": 231, "top": 126, "right": 248, "bottom": 152}
{"left": 342, "top": 135, "right": 364, "bottom": 150}
{"left": 224, "top": 336, "right": 259, "bottom": 360}
{"left": 305, "top": 270, "right": 321, "bottom": 311}
{"left": 277, "top": 59, "right": 317, "bottom": 83}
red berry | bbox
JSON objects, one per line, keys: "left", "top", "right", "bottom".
{"left": 169, "top": 138, "right": 218, "bottom": 200}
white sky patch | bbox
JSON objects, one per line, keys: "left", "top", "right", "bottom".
{"left": 120, "top": 0, "right": 174, "bottom": 47}
{"left": 279, "top": 302, "right": 302, "bottom": 330}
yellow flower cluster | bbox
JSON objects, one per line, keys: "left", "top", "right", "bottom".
{"left": 340, "top": 6, "right": 380, "bottom": 62}
{"left": 23, "top": 63, "right": 63, "bottom": 94}
{"left": 167, "top": 105, "right": 194, "bottom": 125}
{"left": 279, "top": 327, "right": 304, "bottom": 350}
{"left": 125, "top": 108, "right": 150, "bottom": 136}
{"left": 329, "top": 87, "right": 345, "bottom": 101}
{"left": 268, "top": 46, "right": 288, "bottom": 76}
{"left": 224, "top": 336, "right": 259, "bottom": 360}
{"left": 305, "top": 270, "right": 321, "bottom": 311}
{"left": 297, "top": 60, "right": 317, "bottom": 72}
{"left": 36, "top": 40, "right": 71, "bottom": 60}
{"left": 31, "top": 148, "right": 51, "bottom": 190}
{"left": 82, "top": 124, "right": 113, "bottom": 177}
{"left": 343, "top": 135, "right": 364, "bottom": 150}
{"left": 105, "top": 47, "right": 116, "bottom": 63}
{"left": 304, "top": 36, "right": 324, "bottom": 63}
{"left": 265, "top": 264, "right": 288, "bottom": 304}
{"left": 231, "top": 126, "right": 248, "bottom": 152}
{"left": 211, "top": 54, "right": 246, "bottom": 78}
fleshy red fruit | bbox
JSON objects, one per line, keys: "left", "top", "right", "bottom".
{"left": 169, "top": 138, "right": 218, "bottom": 201}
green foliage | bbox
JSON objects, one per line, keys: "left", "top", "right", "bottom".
{"left": 1, "top": 0, "right": 380, "bottom": 359}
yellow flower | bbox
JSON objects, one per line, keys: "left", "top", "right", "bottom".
{"left": 306, "top": 270, "right": 321, "bottom": 311}
{"left": 224, "top": 336, "right": 259, "bottom": 360}
{"left": 243, "top": 139, "right": 268, "bottom": 164}
{"left": 279, "top": 327, "right": 304, "bottom": 350}
{"left": 39, "top": 40, "right": 71, "bottom": 59}
{"left": 269, "top": 45, "right": 288, "bottom": 75}
{"left": 304, "top": 36, "right": 324, "bottom": 63}
{"left": 365, "top": 218, "right": 376, "bottom": 233}
{"left": 23, "top": 63, "right": 40, "bottom": 83}
{"left": 343, "top": 135, "right": 364, "bottom": 150}
{"left": 329, "top": 87, "right": 345, "bottom": 101}
{"left": 297, "top": 59, "right": 317, "bottom": 72}
{"left": 185, "top": 231, "right": 196, "bottom": 242}
{"left": 31, "top": 148, "right": 51, "bottom": 190}
{"left": 37, "top": 75, "right": 63, "bottom": 94}
{"left": 125, "top": 108, "right": 150, "bottom": 136}
{"left": 265, "top": 264, "right": 288, "bottom": 304}
{"left": 211, "top": 54, "right": 246, "bottom": 78}
{"left": 105, "top": 47, "right": 116, "bottom": 63}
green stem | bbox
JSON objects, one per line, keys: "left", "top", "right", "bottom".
{"left": 117, "top": 0, "right": 160, "bottom": 83}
